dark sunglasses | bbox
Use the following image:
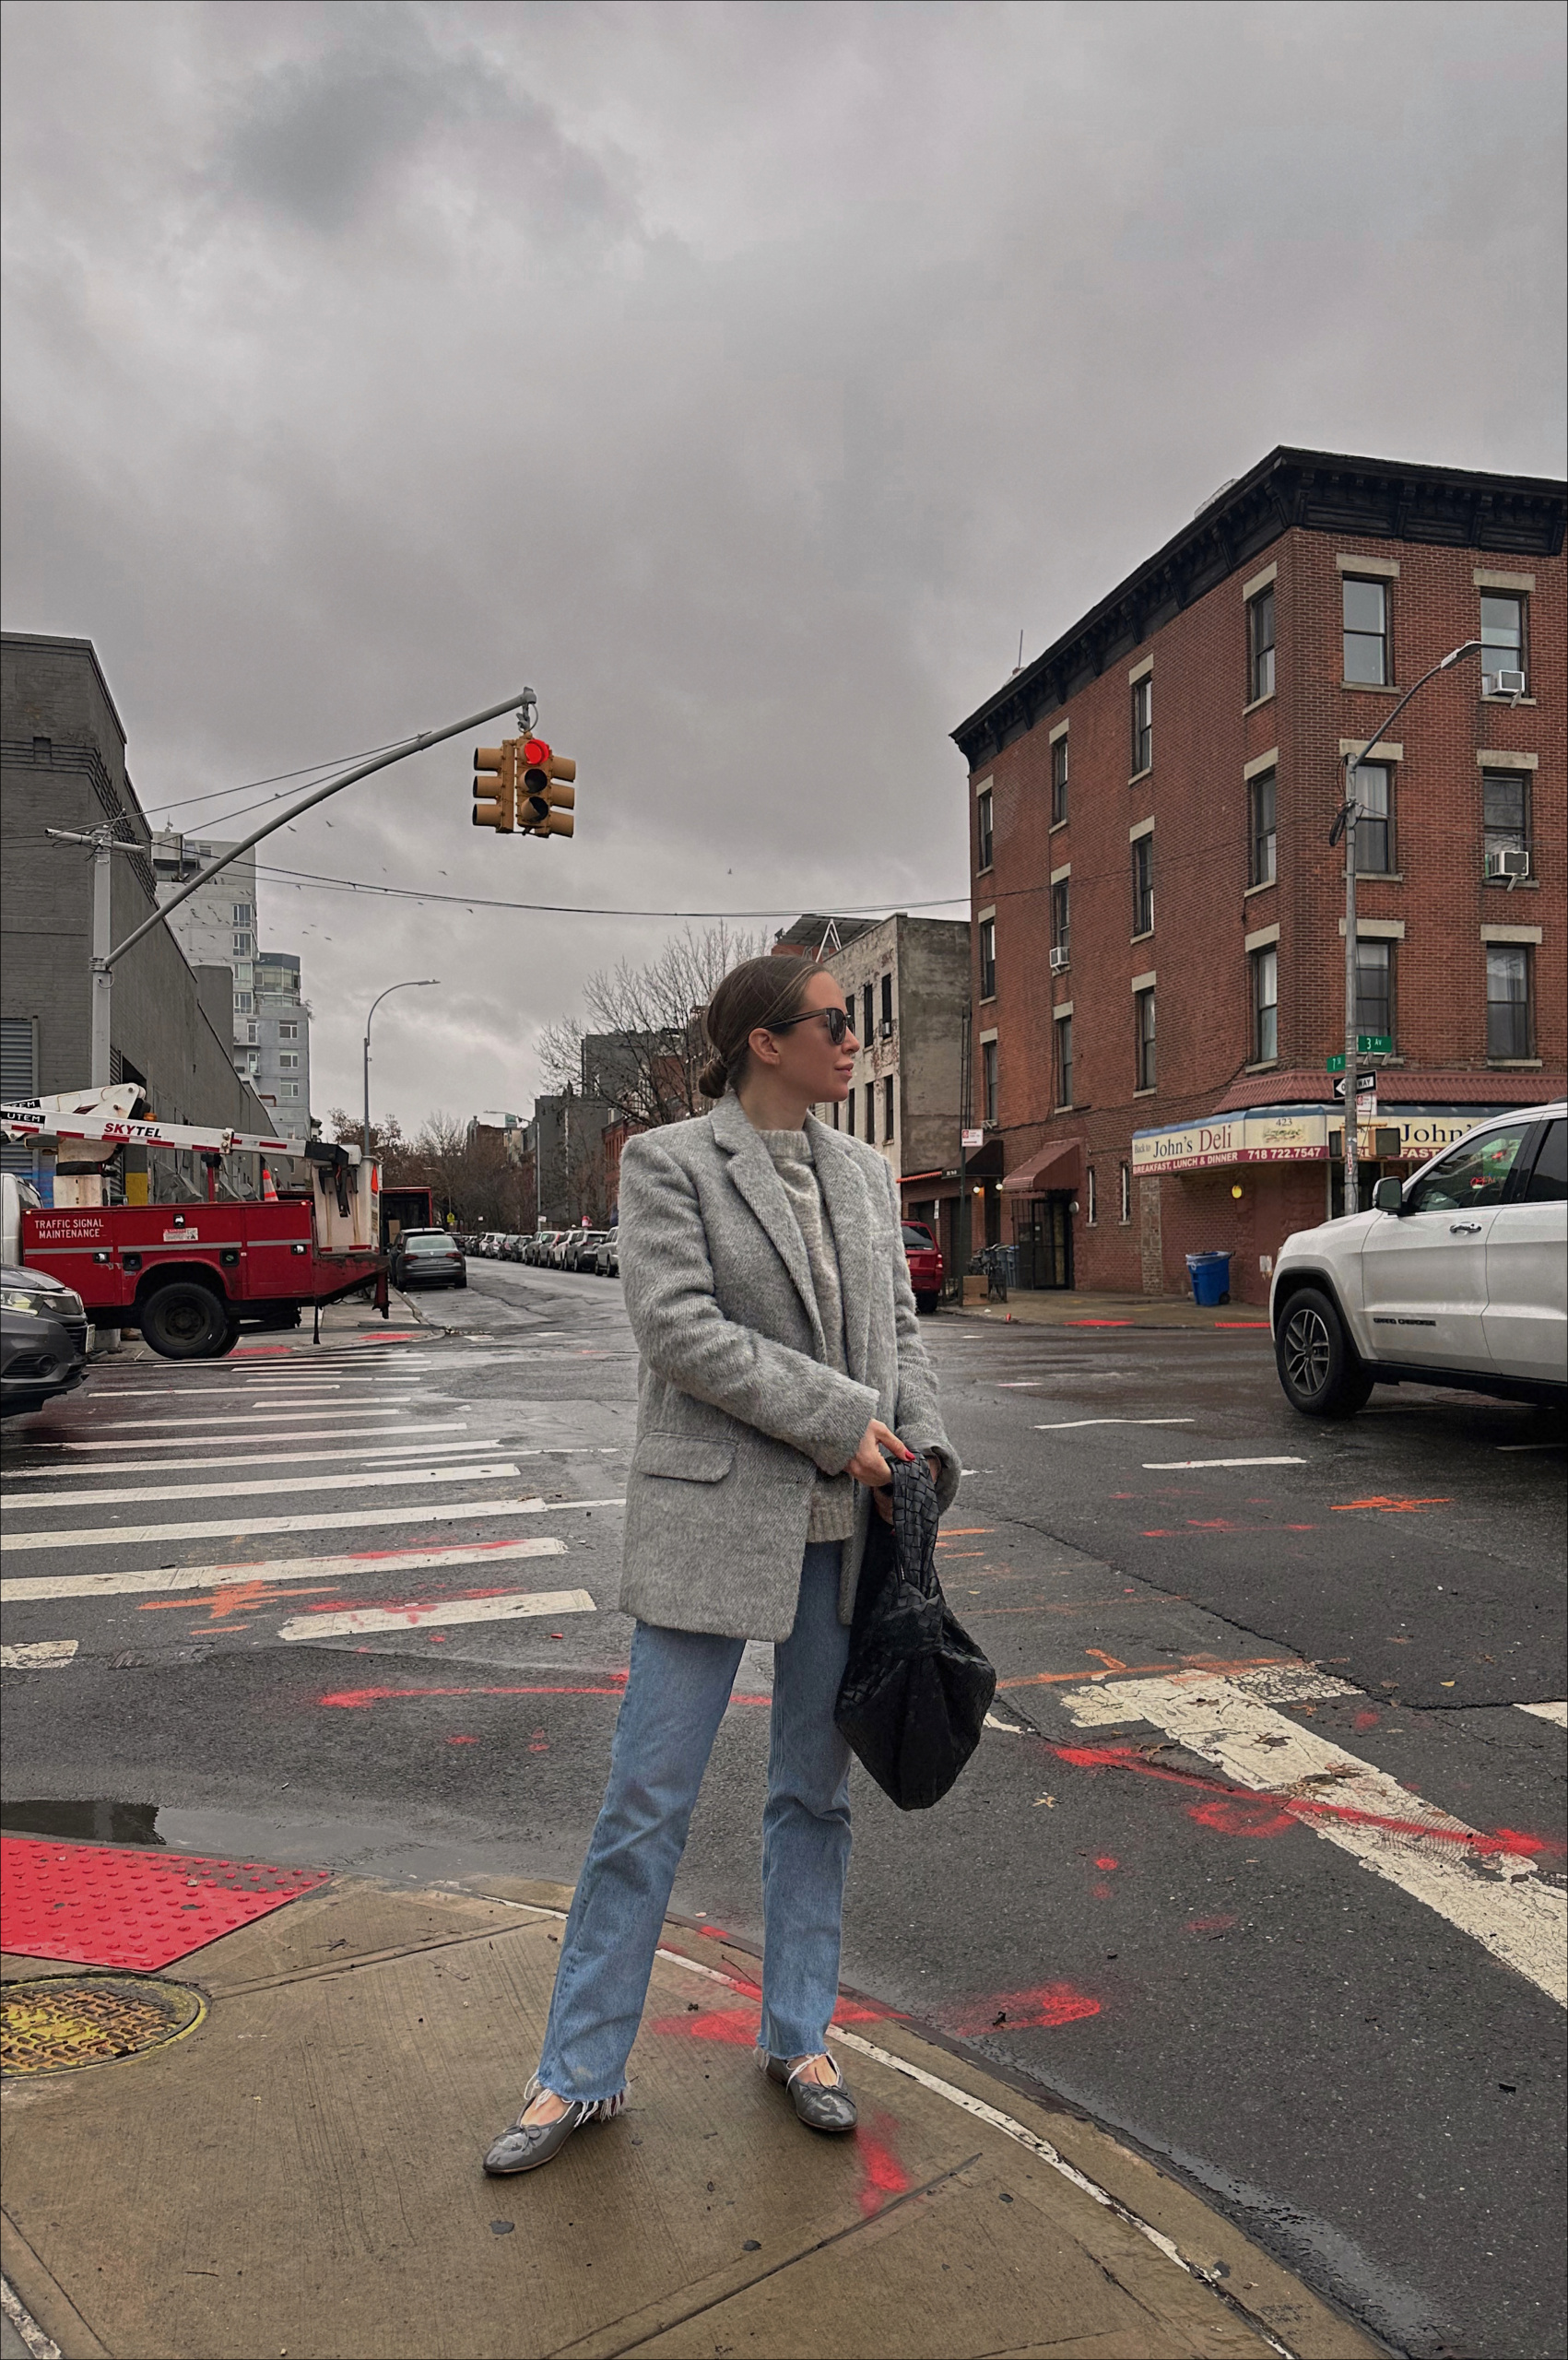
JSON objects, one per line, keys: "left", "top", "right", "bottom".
{"left": 766, "top": 1006, "right": 852, "bottom": 1045}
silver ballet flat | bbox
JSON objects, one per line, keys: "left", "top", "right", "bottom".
{"left": 482, "top": 2074, "right": 627, "bottom": 2176}
{"left": 760, "top": 2050, "right": 858, "bottom": 2134}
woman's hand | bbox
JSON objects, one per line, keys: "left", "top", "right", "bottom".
{"left": 845, "top": 1419, "right": 911, "bottom": 1490}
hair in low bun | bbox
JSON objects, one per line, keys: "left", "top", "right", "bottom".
{"left": 699, "top": 955, "right": 831, "bottom": 1099}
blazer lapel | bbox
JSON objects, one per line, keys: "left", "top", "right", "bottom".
{"left": 711, "top": 1094, "right": 824, "bottom": 1352}
{"left": 808, "top": 1119, "right": 874, "bottom": 1382}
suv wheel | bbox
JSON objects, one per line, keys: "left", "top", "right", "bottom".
{"left": 1275, "top": 1286, "right": 1373, "bottom": 1418}
{"left": 141, "top": 1280, "right": 231, "bottom": 1360}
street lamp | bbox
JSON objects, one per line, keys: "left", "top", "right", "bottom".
{"left": 363, "top": 979, "right": 440, "bottom": 1153}
{"left": 1333, "top": 639, "right": 1482, "bottom": 1214}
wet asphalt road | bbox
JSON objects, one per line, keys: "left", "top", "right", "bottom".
{"left": 2, "top": 1259, "right": 1563, "bottom": 2360}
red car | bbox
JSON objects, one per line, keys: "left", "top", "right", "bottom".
{"left": 902, "top": 1221, "right": 944, "bottom": 1313}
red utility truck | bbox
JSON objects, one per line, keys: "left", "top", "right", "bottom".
{"left": 2, "top": 1095, "right": 388, "bottom": 1360}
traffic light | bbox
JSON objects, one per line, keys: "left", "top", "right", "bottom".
{"left": 519, "top": 738, "right": 575, "bottom": 838}
{"left": 473, "top": 743, "right": 517, "bottom": 832}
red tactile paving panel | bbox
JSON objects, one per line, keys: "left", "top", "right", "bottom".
{"left": 0, "top": 1837, "right": 330, "bottom": 1971}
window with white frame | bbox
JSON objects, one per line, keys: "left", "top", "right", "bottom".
{"left": 978, "top": 915, "right": 996, "bottom": 1000}
{"left": 231, "top": 903, "right": 253, "bottom": 925}
{"left": 1249, "top": 769, "right": 1277, "bottom": 886}
{"left": 1480, "top": 593, "right": 1526, "bottom": 691}
{"left": 1119, "top": 1162, "right": 1131, "bottom": 1222}
{"left": 233, "top": 933, "right": 253, "bottom": 957}
{"left": 278, "top": 1053, "right": 299, "bottom": 1071}
{"left": 1352, "top": 762, "right": 1394, "bottom": 874}
{"left": 1134, "top": 988, "right": 1156, "bottom": 1090}
{"left": 982, "top": 1039, "right": 998, "bottom": 1126}
{"left": 1355, "top": 938, "right": 1393, "bottom": 1042}
{"left": 1130, "top": 676, "right": 1152, "bottom": 773}
{"left": 1132, "top": 834, "right": 1154, "bottom": 936}
{"left": 278, "top": 1021, "right": 299, "bottom": 1042}
{"left": 1247, "top": 585, "right": 1276, "bottom": 702}
{"left": 1252, "top": 946, "right": 1279, "bottom": 1063}
{"left": 1085, "top": 1165, "right": 1097, "bottom": 1224}
{"left": 1486, "top": 945, "right": 1532, "bottom": 1059}
{"left": 1342, "top": 577, "right": 1389, "bottom": 684}
{"left": 1055, "top": 1012, "right": 1073, "bottom": 1108}
{"left": 1051, "top": 734, "right": 1068, "bottom": 824}
{"left": 976, "top": 787, "right": 994, "bottom": 873}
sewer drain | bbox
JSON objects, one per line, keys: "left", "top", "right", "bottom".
{"left": 1, "top": 1976, "right": 204, "bottom": 2076}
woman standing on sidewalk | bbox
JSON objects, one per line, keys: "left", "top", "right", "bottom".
{"left": 483, "top": 954, "right": 959, "bottom": 2175}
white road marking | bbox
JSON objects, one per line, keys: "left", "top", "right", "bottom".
{"left": 13, "top": 1422, "right": 470, "bottom": 1453}
{"left": 1063, "top": 1668, "right": 1566, "bottom": 2007}
{"left": 1035, "top": 1417, "right": 1197, "bottom": 1430}
{"left": 4, "top": 1435, "right": 487, "bottom": 1478}
{"left": 3, "top": 1538, "right": 572, "bottom": 1603}
{"left": 1517, "top": 1701, "right": 1567, "bottom": 1727}
{"left": 77, "top": 1386, "right": 417, "bottom": 1403}
{"left": 5, "top": 1461, "right": 522, "bottom": 1511}
{"left": 55, "top": 1408, "right": 447, "bottom": 1432}
{"left": 0, "top": 1639, "right": 79, "bottom": 1669}
{"left": 278, "top": 1587, "right": 597, "bottom": 1640}
{"left": 1, "top": 1494, "right": 623, "bottom": 1553}
{"left": 1141, "top": 1456, "right": 1307, "bottom": 1469}
{"left": 1497, "top": 1444, "right": 1566, "bottom": 1453}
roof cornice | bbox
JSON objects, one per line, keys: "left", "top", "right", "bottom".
{"left": 952, "top": 446, "right": 1566, "bottom": 769}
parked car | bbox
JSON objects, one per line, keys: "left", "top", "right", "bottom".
{"left": 555, "top": 1229, "right": 597, "bottom": 1272}
{"left": 593, "top": 1232, "right": 619, "bottom": 1278}
{"left": 2, "top": 1262, "right": 91, "bottom": 1417}
{"left": 524, "top": 1232, "right": 554, "bottom": 1265}
{"left": 389, "top": 1229, "right": 466, "bottom": 1291}
{"left": 495, "top": 1233, "right": 520, "bottom": 1261}
{"left": 1271, "top": 1104, "right": 1566, "bottom": 1418}
{"left": 902, "top": 1221, "right": 945, "bottom": 1314}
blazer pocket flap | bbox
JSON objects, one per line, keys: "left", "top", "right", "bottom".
{"left": 633, "top": 1434, "right": 737, "bottom": 1483}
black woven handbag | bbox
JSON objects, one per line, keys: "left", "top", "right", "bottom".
{"left": 833, "top": 1454, "right": 996, "bottom": 1811}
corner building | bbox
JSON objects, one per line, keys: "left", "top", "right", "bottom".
{"left": 952, "top": 447, "right": 1564, "bottom": 1306}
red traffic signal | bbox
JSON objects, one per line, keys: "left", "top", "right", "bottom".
{"left": 520, "top": 738, "right": 576, "bottom": 838}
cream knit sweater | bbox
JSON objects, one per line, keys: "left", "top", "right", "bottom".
{"left": 758, "top": 1128, "right": 858, "bottom": 1543}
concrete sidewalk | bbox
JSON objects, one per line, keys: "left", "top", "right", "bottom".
{"left": 950, "top": 1289, "right": 1272, "bottom": 1333}
{"left": 0, "top": 1868, "right": 1379, "bottom": 2360}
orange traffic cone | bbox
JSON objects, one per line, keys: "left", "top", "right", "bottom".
{"left": 261, "top": 1164, "right": 278, "bottom": 1201}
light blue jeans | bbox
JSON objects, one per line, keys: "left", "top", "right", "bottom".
{"left": 536, "top": 1540, "right": 853, "bottom": 2103}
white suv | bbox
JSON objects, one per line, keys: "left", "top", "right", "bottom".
{"left": 1271, "top": 1103, "right": 1566, "bottom": 1418}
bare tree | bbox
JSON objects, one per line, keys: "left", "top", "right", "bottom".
{"left": 541, "top": 922, "right": 769, "bottom": 1130}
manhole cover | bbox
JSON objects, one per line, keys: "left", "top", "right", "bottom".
{"left": 2, "top": 1975, "right": 205, "bottom": 2076}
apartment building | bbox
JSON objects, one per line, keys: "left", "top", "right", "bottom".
{"left": 152, "top": 834, "right": 312, "bottom": 1128}
{"left": 951, "top": 447, "right": 1564, "bottom": 1304}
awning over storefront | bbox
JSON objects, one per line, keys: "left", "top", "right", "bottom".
{"left": 1002, "top": 1137, "right": 1083, "bottom": 1195}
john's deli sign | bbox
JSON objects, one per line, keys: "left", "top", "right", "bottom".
{"left": 1132, "top": 1110, "right": 1326, "bottom": 1174}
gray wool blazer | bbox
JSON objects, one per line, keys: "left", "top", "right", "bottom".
{"left": 614, "top": 1091, "right": 961, "bottom": 1640}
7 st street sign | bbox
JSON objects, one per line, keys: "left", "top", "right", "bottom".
{"left": 1326, "top": 1038, "right": 1393, "bottom": 1068}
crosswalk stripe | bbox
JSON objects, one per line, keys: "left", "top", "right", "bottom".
{"left": 78, "top": 1386, "right": 419, "bottom": 1403}
{"left": 1141, "top": 1456, "right": 1307, "bottom": 1469}
{"left": 13, "top": 1422, "right": 471, "bottom": 1454}
{"left": 0, "top": 1640, "right": 79, "bottom": 1668}
{"left": 278, "top": 1588, "right": 596, "bottom": 1640}
{"left": 6, "top": 1438, "right": 494, "bottom": 1481}
{"left": 1062, "top": 1667, "right": 1566, "bottom": 2006}
{"left": 3, "top": 1538, "right": 572, "bottom": 1601}
{"left": 5, "top": 1461, "right": 521, "bottom": 1512}
{"left": 1, "top": 1494, "right": 623, "bottom": 1553}
{"left": 57, "top": 1409, "right": 442, "bottom": 1431}
{"left": 1034, "top": 1418, "right": 1197, "bottom": 1430}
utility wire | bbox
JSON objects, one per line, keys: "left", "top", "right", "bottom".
{"left": 139, "top": 738, "right": 409, "bottom": 818}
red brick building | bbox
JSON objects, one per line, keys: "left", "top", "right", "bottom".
{"left": 951, "top": 447, "right": 1564, "bottom": 1306}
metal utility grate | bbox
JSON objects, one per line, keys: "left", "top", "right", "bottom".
{"left": 0, "top": 1836, "right": 330, "bottom": 1970}
{"left": 2, "top": 1974, "right": 204, "bottom": 2076}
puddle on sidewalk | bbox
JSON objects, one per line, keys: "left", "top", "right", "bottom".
{"left": 2, "top": 1800, "right": 165, "bottom": 1847}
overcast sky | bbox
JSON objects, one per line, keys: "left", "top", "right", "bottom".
{"left": 4, "top": 0, "right": 1563, "bottom": 1128}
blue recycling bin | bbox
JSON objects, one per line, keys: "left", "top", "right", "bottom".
{"left": 1186, "top": 1251, "right": 1232, "bottom": 1307}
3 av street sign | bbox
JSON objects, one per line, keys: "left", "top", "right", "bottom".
{"left": 1326, "top": 1037, "right": 1393, "bottom": 1069}
{"left": 1332, "top": 1073, "right": 1380, "bottom": 1101}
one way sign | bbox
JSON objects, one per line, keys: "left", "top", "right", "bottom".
{"left": 1332, "top": 1072, "right": 1379, "bottom": 1100}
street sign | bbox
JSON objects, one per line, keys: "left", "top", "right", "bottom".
{"left": 1332, "top": 1073, "right": 1380, "bottom": 1100}
{"left": 961, "top": 1128, "right": 984, "bottom": 1150}
{"left": 1326, "top": 1037, "right": 1393, "bottom": 1070}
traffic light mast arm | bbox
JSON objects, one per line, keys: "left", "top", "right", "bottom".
{"left": 104, "top": 688, "right": 536, "bottom": 968}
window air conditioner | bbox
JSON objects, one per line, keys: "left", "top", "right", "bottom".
{"left": 879, "top": 1019, "right": 895, "bottom": 1040}
{"left": 1484, "top": 848, "right": 1531, "bottom": 882}
{"left": 1482, "top": 669, "right": 1527, "bottom": 699}
{"left": 1049, "top": 946, "right": 1070, "bottom": 974}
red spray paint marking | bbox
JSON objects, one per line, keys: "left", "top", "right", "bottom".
{"left": 856, "top": 2114, "right": 911, "bottom": 2215}
{"left": 1094, "top": 1856, "right": 1119, "bottom": 1870}
{"left": 1331, "top": 1496, "right": 1452, "bottom": 1515}
{"left": 1185, "top": 1914, "right": 1238, "bottom": 1935}
{"left": 314, "top": 1681, "right": 772, "bottom": 1711}
{"left": 1213, "top": 1321, "right": 1269, "bottom": 1330}
{"left": 1067, "top": 1318, "right": 1132, "bottom": 1328}
{"left": 938, "top": 1984, "right": 1101, "bottom": 2036}
{"left": 447, "top": 1735, "right": 477, "bottom": 1746}
{"left": 1354, "top": 1710, "right": 1381, "bottom": 1730}
{"left": 1048, "top": 1740, "right": 1562, "bottom": 1859}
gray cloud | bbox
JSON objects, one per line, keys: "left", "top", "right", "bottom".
{"left": 3, "top": 0, "right": 1562, "bottom": 1124}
